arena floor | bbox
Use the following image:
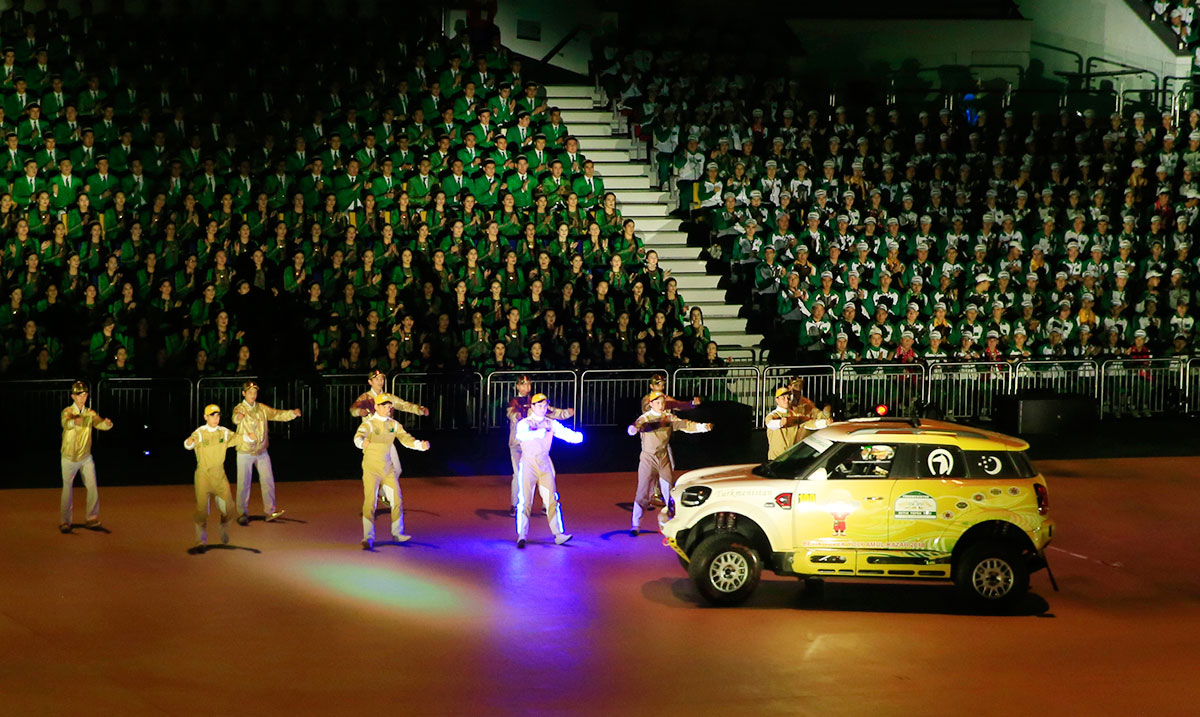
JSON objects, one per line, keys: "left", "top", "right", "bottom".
{"left": 3, "top": 458, "right": 1198, "bottom": 715}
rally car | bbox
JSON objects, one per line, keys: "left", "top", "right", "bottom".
{"left": 659, "top": 418, "right": 1055, "bottom": 608}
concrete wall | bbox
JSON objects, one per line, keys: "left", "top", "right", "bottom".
{"left": 489, "top": 0, "right": 612, "bottom": 75}
{"left": 791, "top": 18, "right": 1034, "bottom": 84}
{"left": 1018, "top": 0, "right": 1191, "bottom": 93}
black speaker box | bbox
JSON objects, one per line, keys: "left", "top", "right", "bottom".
{"left": 995, "top": 393, "right": 1098, "bottom": 434}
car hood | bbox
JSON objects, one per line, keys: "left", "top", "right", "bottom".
{"left": 675, "top": 463, "right": 761, "bottom": 489}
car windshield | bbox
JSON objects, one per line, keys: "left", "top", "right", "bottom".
{"left": 753, "top": 434, "right": 834, "bottom": 479}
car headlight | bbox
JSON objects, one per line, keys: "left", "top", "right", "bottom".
{"left": 680, "top": 485, "right": 712, "bottom": 508}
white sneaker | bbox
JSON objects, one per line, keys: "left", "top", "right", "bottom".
{"left": 394, "top": 534, "right": 412, "bottom": 543}
{"left": 266, "top": 509, "right": 285, "bottom": 522}
{"left": 554, "top": 533, "right": 573, "bottom": 545}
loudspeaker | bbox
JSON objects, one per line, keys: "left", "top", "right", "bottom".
{"left": 995, "top": 393, "right": 1098, "bottom": 434}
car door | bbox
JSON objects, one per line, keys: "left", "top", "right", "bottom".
{"left": 883, "top": 443, "right": 969, "bottom": 579}
{"left": 791, "top": 442, "right": 898, "bottom": 576}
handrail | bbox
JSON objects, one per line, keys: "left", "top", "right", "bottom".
{"left": 1084, "top": 56, "right": 1160, "bottom": 100}
{"left": 540, "top": 23, "right": 584, "bottom": 64}
{"left": 1031, "top": 41, "right": 1084, "bottom": 75}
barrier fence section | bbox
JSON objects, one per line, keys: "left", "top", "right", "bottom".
{"left": 759, "top": 365, "right": 838, "bottom": 423}
{"left": 485, "top": 370, "right": 579, "bottom": 429}
{"left": 926, "top": 361, "right": 1013, "bottom": 421}
{"left": 672, "top": 366, "right": 762, "bottom": 416}
{"left": 838, "top": 363, "right": 927, "bottom": 415}
{"left": 1099, "top": 358, "right": 1187, "bottom": 417}
{"left": 391, "top": 372, "right": 484, "bottom": 430}
{"left": 0, "top": 379, "right": 76, "bottom": 444}
{"left": 1189, "top": 358, "right": 1200, "bottom": 414}
{"left": 1013, "top": 359, "right": 1099, "bottom": 399}
{"left": 95, "top": 378, "right": 195, "bottom": 438}
{"left": 579, "top": 369, "right": 666, "bottom": 426}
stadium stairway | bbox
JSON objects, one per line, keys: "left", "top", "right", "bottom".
{"left": 545, "top": 85, "right": 764, "bottom": 354}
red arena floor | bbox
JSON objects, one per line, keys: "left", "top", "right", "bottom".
{"left": 3, "top": 459, "right": 1199, "bottom": 714}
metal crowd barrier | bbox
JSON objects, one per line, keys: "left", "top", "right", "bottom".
{"left": 578, "top": 368, "right": 665, "bottom": 426}
{"left": 760, "top": 365, "right": 838, "bottom": 423}
{"left": 485, "top": 370, "right": 579, "bottom": 429}
{"left": 927, "top": 361, "right": 1013, "bottom": 422}
{"left": 839, "top": 363, "right": 927, "bottom": 416}
{"left": 94, "top": 378, "right": 195, "bottom": 438}
{"left": 673, "top": 366, "right": 761, "bottom": 416}
{"left": 1012, "top": 359, "right": 1100, "bottom": 399}
{"left": 0, "top": 378, "right": 76, "bottom": 444}
{"left": 1188, "top": 358, "right": 1200, "bottom": 414}
{"left": 391, "top": 372, "right": 485, "bottom": 430}
{"left": 1099, "top": 358, "right": 1188, "bottom": 417}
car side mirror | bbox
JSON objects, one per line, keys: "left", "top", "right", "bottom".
{"left": 807, "top": 467, "right": 829, "bottom": 482}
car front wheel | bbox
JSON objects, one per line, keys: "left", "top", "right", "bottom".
{"left": 955, "top": 540, "right": 1030, "bottom": 610}
{"left": 687, "top": 533, "right": 762, "bottom": 606}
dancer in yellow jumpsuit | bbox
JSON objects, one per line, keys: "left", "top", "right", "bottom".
{"left": 514, "top": 393, "right": 583, "bottom": 548}
{"left": 354, "top": 393, "right": 430, "bottom": 550}
{"left": 349, "top": 369, "right": 429, "bottom": 507}
{"left": 184, "top": 404, "right": 256, "bottom": 554}
{"left": 506, "top": 375, "right": 573, "bottom": 515}
{"left": 642, "top": 373, "right": 700, "bottom": 507}
{"left": 231, "top": 380, "right": 301, "bottom": 525}
{"left": 764, "top": 387, "right": 807, "bottom": 460}
{"left": 627, "top": 391, "right": 712, "bottom": 535}
{"left": 58, "top": 381, "right": 114, "bottom": 533}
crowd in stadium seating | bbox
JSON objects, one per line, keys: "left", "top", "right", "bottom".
{"left": 0, "top": 4, "right": 731, "bottom": 380}
{"left": 602, "top": 35, "right": 1200, "bottom": 367}
{"left": 1150, "top": 1, "right": 1200, "bottom": 50}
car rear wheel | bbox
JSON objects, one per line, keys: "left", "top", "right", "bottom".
{"left": 688, "top": 533, "right": 762, "bottom": 606}
{"left": 955, "top": 540, "right": 1030, "bottom": 610}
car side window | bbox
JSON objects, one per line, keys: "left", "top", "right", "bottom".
{"left": 915, "top": 445, "right": 968, "bottom": 479}
{"left": 963, "top": 450, "right": 1030, "bottom": 479}
{"left": 827, "top": 444, "right": 897, "bottom": 480}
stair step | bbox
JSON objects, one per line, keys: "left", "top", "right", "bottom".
{"left": 547, "top": 85, "right": 594, "bottom": 98}
{"left": 711, "top": 331, "right": 760, "bottom": 349}
{"left": 577, "top": 137, "right": 634, "bottom": 151}
{"left": 568, "top": 123, "right": 614, "bottom": 137}
{"left": 689, "top": 302, "right": 741, "bottom": 318}
{"left": 678, "top": 288, "right": 726, "bottom": 303}
{"left": 697, "top": 317, "right": 748, "bottom": 334}
{"left": 652, "top": 245, "right": 698, "bottom": 259}
{"left": 628, "top": 217, "right": 679, "bottom": 231}
{"left": 658, "top": 259, "right": 707, "bottom": 274}
{"left": 562, "top": 109, "right": 616, "bottom": 124}
{"left": 643, "top": 235, "right": 688, "bottom": 248}
{"left": 591, "top": 163, "right": 650, "bottom": 177}
{"left": 603, "top": 175, "right": 652, "bottom": 190}
{"left": 618, "top": 202, "right": 670, "bottom": 217}
{"left": 615, "top": 189, "right": 670, "bottom": 203}
{"left": 669, "top": 271, "right": 713, "bottom": 286}
{"left": 548, "top": 97, "right": 594, "bottom": 111}
{"left": 587, "top": 150, "right": 633, "bottom": 163}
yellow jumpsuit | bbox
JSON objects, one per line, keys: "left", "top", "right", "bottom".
{"left": 59, "top": 403, "right": 112, "bottom": 526}
{"left": 354, "top": 414, "right": 423, "bottom": 542}
{"left": 350, "top": 389, "right": 423, "bottom": 505}
{"left": 184, "top": 425, "right": 246, "bottom": 544}
{"left": 765, "top": 406, "right": 805, "bottom": 460}
{"left": 514, "top": 416, "right": 582, "bottom": 540}
{"left": 631, "top": 410, "right": 709, "bottom": 530}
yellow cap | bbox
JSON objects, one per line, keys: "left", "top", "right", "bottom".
{"left": 530, "top": 393, "right": 548, "bottom": 404}
{"left": 367, "top": 369, "right": 386, "bottom": 380}
{"left": 70, "top": 381, "right": 89, "bottom": 395}
{"left": 374, "top": 393, "right": 394, "bottom": 405}
{"left": 241, "top": 380, "right": 259, "bottom": 392}
{"left": 646, "top": 390, "right": 665, "bottom": 403}
{"left": 775, "top": 387, "right": 791, "bottom": 397}
{"left": 204, "top": 404, "right": 221, "bottom": 416}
